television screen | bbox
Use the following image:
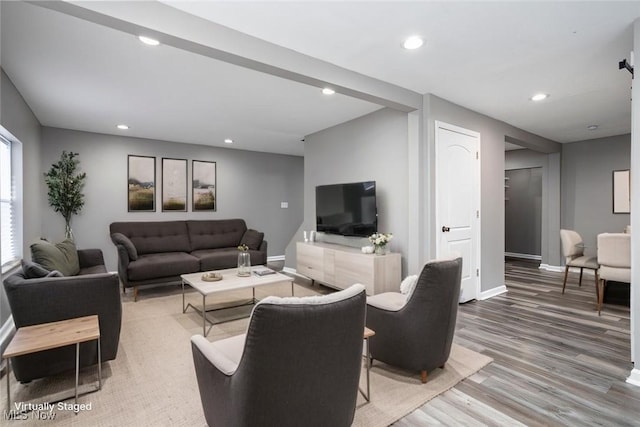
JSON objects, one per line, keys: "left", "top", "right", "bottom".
{"left": 316, "top": 181, "right": 377, "bottom": 237}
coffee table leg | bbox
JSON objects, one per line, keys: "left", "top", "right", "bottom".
{"left": 202, "top": 294, "right": 206, "bottom": 336}
{"left": 291, "top": 281, "right": 294, "bottom": 296}
{"left": 182, "top": 280, "right": 186, "bottom": 313}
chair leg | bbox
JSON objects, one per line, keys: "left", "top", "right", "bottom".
{"left": 598, "top": 279, "right": 606, "bottom": 316}
{"left": 420, "top": 370, "right": 427, "bottom": 384}
{"left": 578, "top": 268, "right": 583, "bottom": 287}
{"left": 594, "top": 269, "right": 600, "bottom": 308}
{"left": 562, "top": 266, "right": 570, "bottom": 294}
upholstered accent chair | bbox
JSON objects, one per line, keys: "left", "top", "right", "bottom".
{"left": 191, "top": 284, "right": 366, "bottom": 427}
{"left": 560, "top": 229, "right": 599, "bottom": 294}
{"left": 3, "top": 249, "right": 122, "bottom": 382}
{"left": 597, "top": 233, "right": 631, "bottom": 315}
{"left": 365, "top": 257, "right": 462, "bottom": 384}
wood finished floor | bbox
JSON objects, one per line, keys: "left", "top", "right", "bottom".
{"left": 394, "top": 261, "right": 639, "bottom": 427}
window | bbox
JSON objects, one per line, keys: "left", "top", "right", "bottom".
{"left": 1, "top": 134, "right": 20, "bottom": 269}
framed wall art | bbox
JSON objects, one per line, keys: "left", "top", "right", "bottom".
{"left": 127, "top": 155, "right": 156, "bottom": 212}
{"left": 162, "top": 158, "right": 187, "bottom": 212}
{"left": 613, "top": 169, "right": 631, "bottom": 214}
{"left": 192, "top": 160, "right": 216, "bottom": 211}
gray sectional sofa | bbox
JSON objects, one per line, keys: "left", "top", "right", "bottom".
{"left": 110, "top": 219, "right": 267, "bottom": 300}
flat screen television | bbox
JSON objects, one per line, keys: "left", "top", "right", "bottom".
{"left": 316, "top": 181, "right": 377, "bottom": 237}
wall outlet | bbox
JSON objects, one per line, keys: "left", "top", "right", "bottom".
{"left": 280, "top": 202, "right": 288, "bottom": 209}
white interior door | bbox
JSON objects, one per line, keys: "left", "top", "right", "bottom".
{"left": 435, "top": 121, "right": 480, "bottom": 303}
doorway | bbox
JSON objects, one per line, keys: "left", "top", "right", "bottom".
{"left": 504, "top": 167, "right": 542, "bottom": 262}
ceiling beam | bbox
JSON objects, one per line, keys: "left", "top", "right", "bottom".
{"left": 31, "top": 0, "right": 422, "bottom": 112}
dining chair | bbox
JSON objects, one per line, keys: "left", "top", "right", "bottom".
{"left": 560, "top": 229, "right": 599, "bottom": 296}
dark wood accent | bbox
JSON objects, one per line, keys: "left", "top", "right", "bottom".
{"left": 420, "top": 370, "right": 427, "bottom": 384}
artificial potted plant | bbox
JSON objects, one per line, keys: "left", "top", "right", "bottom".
{"left": 44, "top": 151, "right": 87, "bottom": 239}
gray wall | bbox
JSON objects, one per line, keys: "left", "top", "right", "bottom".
{"left": 505, "top": 167, "right": 542, "bottom": 257}
{"left": 285, "top": 107, "right": 409, "bottom": 275}
{"left": 41, "top": 127, "right": 304, "bottom": 272}
{"left": 0, "top": 70, "right": 42, "bottom": 327}
{"left": 561, "top": 134, "right": 631, "bottom": 257}
{"left": 425, "top": 94, "right": 562, "bottom": 293}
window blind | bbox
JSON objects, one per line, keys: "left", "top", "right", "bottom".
{"left": 0, "top": 137, "right": 17, "bottom": 267}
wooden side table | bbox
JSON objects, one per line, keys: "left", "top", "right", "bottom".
{"left": 360, "top": 327, "right": 375, "bottom": 402}
{"left": 2, "top": 315, "right": 101, "bottom": 412}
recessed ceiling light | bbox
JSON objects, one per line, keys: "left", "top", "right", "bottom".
{"left": 224, "top": 138, "right": 233, "bottom": 144}
{"left": 322, "top": 88, "right": 335, "bottom": 95}
{"left": 587, "top": 124, "right": 599, "bottom": 130}
{"left": 138, "top": 36, "right": 160, "bottom": 46}
{"left": 116, "top": 124, "right": 129, "bottom": 130}
{"left": 530, "top": 93, "right": 549, "bottom": 101}
{"left": 403, "top": 36, "right": 424, "bottom": 50}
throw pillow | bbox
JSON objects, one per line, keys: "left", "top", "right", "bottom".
{"left": 21, "top": 260, "right": 51, "bottom": 279}
{"left": 111, "top": 232, "right": 138, "bottom": 261}
{"left": 46, "top": 270, "right": 64, "bottom": 277}
{"left": 30, "top": 239, "right": 80, "bottom": 276}
{"left": 400, "top": 274, "right": 419, "bottom": 296}
{"left": 240, "top": 229, "right": 264, "bottom": 251}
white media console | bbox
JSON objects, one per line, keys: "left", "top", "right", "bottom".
{"left": 296, "top": 241, "right": 401, "bottom": 296}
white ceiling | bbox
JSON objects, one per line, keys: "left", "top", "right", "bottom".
{"left": 3, "top": 1, "right": 640, "bottom": 156}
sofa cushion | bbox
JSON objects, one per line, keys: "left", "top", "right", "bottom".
{"left": 127, "top": 252, "right": 200, "bottom": 281}
{"left": 192, "top": 248, "right": 239, "bottom": 271}
{"left": 78, "top": 265, "right": 108, "bottom": 276}
{"left": 110, "top": 221, "right": 191, "bottom": 255}
{"left": 21, "top": 260, "right": 51, "bottom": 279}
{"left": 187, "top": 219, "right": 247, "bottom": 251}
{"left": 111, "top": 232, "right": 138, "bottom": 261}
{"left": 30, "top": 239, "right": 80, "bottom": 276}
{"left": 240, "top": 229, "right": 264, "bottom": 251}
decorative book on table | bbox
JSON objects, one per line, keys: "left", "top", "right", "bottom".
{"left": 253, "top": 267, "right": 276, "bottom": 276}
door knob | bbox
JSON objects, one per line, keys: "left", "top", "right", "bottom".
{"left": 442, "top": 226, "right": 451, "bottom": 232}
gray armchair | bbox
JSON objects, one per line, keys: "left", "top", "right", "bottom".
{"left": 3, "top": 249, "right": 122, "bottom": 382}
{"left": 191, "top": 284, "right": 366, "bottom": 427}
{"left": 365, "top": 257, "right": 462, "bottom": 383}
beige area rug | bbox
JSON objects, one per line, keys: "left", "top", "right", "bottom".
{"left": 3, "top": 282, "right": 491, "bottom": 426}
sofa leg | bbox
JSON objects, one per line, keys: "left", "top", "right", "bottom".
{"left": 421, "top": 370, "right": 427, "bottom": 384}
{"left": 134, "top": 287, "right": 138, "bottom": 302}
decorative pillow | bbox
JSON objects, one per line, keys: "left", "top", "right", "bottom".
{"left": 400, "top": 274, "right": 419, "bottom": 296}
{"left": 46, "top": 270, "right": 64, "bottom": 277}
{"left": 21, "top": 260, "right": 51, "bottom": 279}
{"left": 111, "top": 232, "right": 138, "bottom": 261}
{"left": 240, "top": 229, "right": 264, "bottom": 251}
{"left": 30, "top": 239, "right": 80, "bottom": 276}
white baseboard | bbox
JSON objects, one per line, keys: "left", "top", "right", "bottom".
{"left": 282, "top": 266, "right": 297, "bottom": 275}
{"left": 627, "top": 368, "right": 640, "bottom": 387}
{"left": 505, "top": 252, "right": 542, "bottom": 261}
{"left": 267, "top": 255, "right": 285, "bottom": 262}
{"left": 539, "top": 264, "right": 564, "bottom": 273}
{"left": 478, "top": 285, "right": 507, "bottom": 300}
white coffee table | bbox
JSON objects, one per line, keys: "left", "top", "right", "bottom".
{"left": 181, "top": 268, "right": 294, "bottom": 336}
